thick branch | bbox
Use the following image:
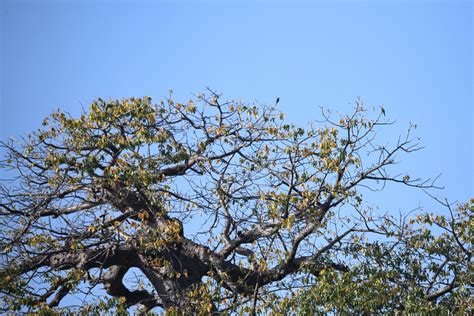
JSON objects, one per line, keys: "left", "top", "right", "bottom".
{"left": 103, "top": 265, "right": 162, "bottom": 310}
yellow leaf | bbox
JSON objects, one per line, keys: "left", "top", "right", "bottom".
{"left": 185, "top": 101, "right": 196, "bottom": 113}
{"left": 138, "top": 210, "right": 149, "bottom": 221}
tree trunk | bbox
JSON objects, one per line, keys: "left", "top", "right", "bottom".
{"left": 138, "top": 244, "right": 217, "bottom": 313}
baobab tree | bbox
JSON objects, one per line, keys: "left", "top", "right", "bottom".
{"left": 0, "top": 91, "right": 471, "bottom": 314}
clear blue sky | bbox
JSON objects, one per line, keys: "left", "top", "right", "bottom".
{"left": 1, "top": 0, "right": 472, "bottom": 211}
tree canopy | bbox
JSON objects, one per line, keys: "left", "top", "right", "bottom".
{"left": 0, "top": 90, "right": 472, "bottom": 314}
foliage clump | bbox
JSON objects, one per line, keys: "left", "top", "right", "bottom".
{"left": 0, "top": 90, "right": 471, "bottom": 313}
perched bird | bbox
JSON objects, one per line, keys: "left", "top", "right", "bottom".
{"left": 275, "top": 97, "right": 280, "bottom": 106}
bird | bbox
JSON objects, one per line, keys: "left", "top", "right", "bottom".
{"left": 275, "top": 97, "right": 280, "bottom": 106}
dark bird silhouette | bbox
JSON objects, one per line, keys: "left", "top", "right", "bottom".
{"left": 275, "top": 97, "right": 280, "bottom": 106}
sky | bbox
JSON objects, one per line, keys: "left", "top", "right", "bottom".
{"left": 0, "top": 0, "right": 472, "bottom": 213}
{"left": 0, "top": 0, "right": 472, "bottom": 310}
{"left": 2, "top": 0, "right": 472, "bottom": 212}
{"left": 1, "top": 0, "right": 472, "bottom": 214}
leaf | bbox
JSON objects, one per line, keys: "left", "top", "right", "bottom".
{"left": 185, "top": 101, "right": 196, "bottom": 113}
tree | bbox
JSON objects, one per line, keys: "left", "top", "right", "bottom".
{"left": 0, "top": 90, "right": 471, "bottom": 314}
